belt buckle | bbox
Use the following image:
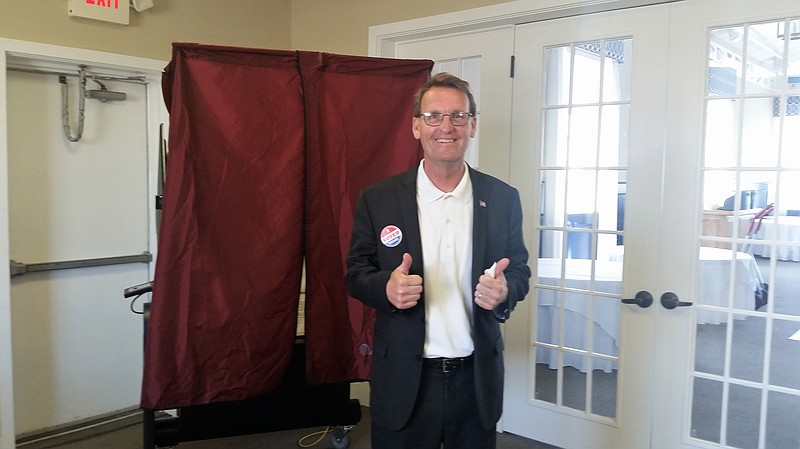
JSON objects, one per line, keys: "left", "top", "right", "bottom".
{"left": 441, "top": 359, "right": 452, "bottom": 373}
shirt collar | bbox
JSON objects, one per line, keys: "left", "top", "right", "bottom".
{"left": 417, "top": 160, "right": 473, "bottom": 205}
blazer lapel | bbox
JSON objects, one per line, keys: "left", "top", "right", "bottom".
{"left": 470, "top": 168, "right": 489, "bottom": 284}
{"left": 396, "top": 168, "right": 424, "bottom": 275}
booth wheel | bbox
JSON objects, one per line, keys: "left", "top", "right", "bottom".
{"left": 329, "top": 425, "right": 352, "bottom": 449}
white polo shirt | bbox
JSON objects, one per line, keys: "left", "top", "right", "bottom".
{"left": 416, "top": 160, "right": 475, "bottom": 358}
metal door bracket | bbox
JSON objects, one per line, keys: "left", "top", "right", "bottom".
{"left": 10, "top": 252, "right": 152, "bottom": 278}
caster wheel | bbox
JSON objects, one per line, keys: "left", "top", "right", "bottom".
{"left": 329, "top": 432, "right": 350, "bottom": 449}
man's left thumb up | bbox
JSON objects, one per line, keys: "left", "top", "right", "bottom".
{"left": 494, "top": 258, "right": 510, "bottom": 276}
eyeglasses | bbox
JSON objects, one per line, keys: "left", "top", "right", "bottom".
{"left": 417, "top": 112, "right": 473, "bottom": 127}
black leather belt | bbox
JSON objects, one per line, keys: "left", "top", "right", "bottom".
{"left": 423, "top": 355, "right": 474, "bottom": 373}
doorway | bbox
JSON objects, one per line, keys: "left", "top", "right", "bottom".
{"left": 372, "top": 1, "right": 800, "bottom": 448}
{"left": 0, "top": 41, "right": 165, "bottom": 448}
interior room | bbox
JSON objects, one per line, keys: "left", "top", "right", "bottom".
{"left": 2, "top": 1, "right": 799, "bottom": 449}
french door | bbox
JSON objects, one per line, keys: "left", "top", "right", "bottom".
{"left": 505, "top": 6, "right": 667, "bottom": 448}
{"left": 506, "top": 1, "right": 800, "bottom": 449}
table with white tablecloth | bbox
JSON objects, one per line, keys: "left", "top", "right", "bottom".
{"left": 535, "top": 258, "right": 621, "bottom": 373}
{"left": 535, "top": 248, "right": 764, "bottom": 372}
{"left": 750, "top": 216, "right": 800, "bottom": 261}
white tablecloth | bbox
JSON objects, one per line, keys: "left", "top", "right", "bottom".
{"left": 750, "top": 216, "right": 800, "bottom": 261}
{"left": 535, "top": 248, "right": 764, "bottom": 372}
{"left": 693, "top": 247, "right": 762, "bottom": 324}
{"left": 535, "top": 258, "right": 622, "bottom": 374}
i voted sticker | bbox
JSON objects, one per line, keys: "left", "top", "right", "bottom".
{"left": 380, "top": 225, "right": 403, "bottom": 248}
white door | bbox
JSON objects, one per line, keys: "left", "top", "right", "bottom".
{"left": 395, "top": 27, "right": 515, "bottom": 181}
{"left": 657, "top": 1, "right": 800, "bottom": 448}
{"left": 7, "top": 64, "right": 153, "bottom": 435}
{"left": 505, "top": 6, "right": 667, "bottom": 448}
{"left": 507, "top": 1, "right": 800, "bottom": 449}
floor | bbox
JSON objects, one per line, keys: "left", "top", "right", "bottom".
{"left": 18, "top": 407, "right": 560, "bottom": 449}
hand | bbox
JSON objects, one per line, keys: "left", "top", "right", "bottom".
{"left": 386, "top": 253, "right": 423, "bottom": 309}
{"left": 474, "top": 258, "right": 510, "bottom": 311}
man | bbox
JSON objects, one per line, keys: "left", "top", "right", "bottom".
{"left": 346, "top": 72, "right": 531, "bottom": 449}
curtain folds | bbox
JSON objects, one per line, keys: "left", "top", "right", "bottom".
{"left": 141, "top": 43, "right": 432, "bottom": 410}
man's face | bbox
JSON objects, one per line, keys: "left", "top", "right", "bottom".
{"left": 412, "top": 86, "right": 476, "bottom": 165}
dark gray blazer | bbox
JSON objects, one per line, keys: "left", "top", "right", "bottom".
{"left": 346, "top": 164, "right": 531, "bottom": 431}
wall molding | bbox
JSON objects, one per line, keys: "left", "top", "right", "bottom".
{"left": 369, "top": 0, "right": 682, "bottom": 57}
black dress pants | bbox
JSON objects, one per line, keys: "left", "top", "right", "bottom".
{"left": 371, "top": 359, "right": 496, "bottom": 449}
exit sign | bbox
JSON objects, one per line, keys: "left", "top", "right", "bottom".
{"left": 68, "top": 0, "right": 130, "bottom": 25}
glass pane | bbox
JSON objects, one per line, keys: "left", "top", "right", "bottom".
{"left": 535, "top": 347, "right": 558, "bottom": 404}
{"left": 562, "top": 292, "right": 591, "bottom": 352}
{"left": 727, "top": 384, "right": 761, "bottom": 449}
{"left": 594, "top": 262, "right": 622, "bottom": 296}
{"left": 544, "top": 46, "right": 571, "bottom": 106}
{"left": 536, "top": 290, "right": 558, "bottom": 346}
{"left": 540, "top": 171, "right": 567, "bottom": 229}
{"left": 778, "top": 171, "right": 800, "bottom": 217}
{"left": 593, "top": 296, "right": 620, "bottom": 357}
{"left": 602, "top": 39, "right": 631, "bottom": 102}
{"left": 770, "top": 256, "right": 800, "bottom": 318}
{"left": 535, "top": 33, "right": 629, "bottom": 422}
{"left": 730, "top": 315, "right": 765, "bottom": 382}
{"left": 591, "top": 361, "right": 617, "bottom": 418}
{"left": 741, "top": 98, "right": 780, "bottom": 167}
{"left": 695, "top": 16, "right": 800, "bottom": 449}
{"left": 565, "top": 228, "right": 594, "bottom": 259}
{"left": 695, "top": 247, "right": 760, "bottom": 318}
{"left": 769, "top": 318, "right": 800, "bottom": 390}
{"left": 767, "top": 391, "right": 800, "bottom": 447}
{"left": 563, "top": 364, "right": 587, "bottom": 412}
{"left": 598, "top": 233, "right": 621, "bottom": 261}
{"left": 596, "top": 170, "right": 622, "bottom": 233}
{"left": 709, "top": 26, "right": 744, "bottom": 96}
{"left": 598, "top": 104, "right": 629, "bottom": 166}
{"left": 565, "top": 169, "right": 596, "bottom": 218}
{"left": 539, "top": 229, "right": 564, "bottom": 259}
{"left": 705, "top": 98, "right": 740, "bottom": 167}
{"left": 573, "top": 41, "right": 602, "bottom": 104}
{"left": 745, "top": 21, "right": 786, "bottom": 95}
{"left": 703, "top": 170, "right": 737, "bottom": 212}
{"left": 542, "top": 108, "right": 569, "bottom": 166}
{"left": 782, "top": 120, "right": 800, "bottom": 167}
{"left": 695, "top": 320, "right": 726, "bottom": 375}
{"left": 568, "top": 106, "right": 600, "bottom": 167}
{"left": 692, "top": 377, "right": 723, "bottom": 444}
{"left": 788, "top": 19, "right": 800, "bottom": 96}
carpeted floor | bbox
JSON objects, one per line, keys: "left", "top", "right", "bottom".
{"left": 17, "top": 406, "right": 560, "bottom": 449}
{"left": 19, "top": 260, "right": 796, "bottom": 449}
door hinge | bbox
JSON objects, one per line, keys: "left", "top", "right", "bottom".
{"left": 510, "top": 55, "right": 515, "bottom": 78}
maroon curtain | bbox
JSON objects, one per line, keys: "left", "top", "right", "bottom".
{"left": 300, "top": 52, "right": 432, "bottom": 385}
{"left": 142, "top": 44, "right": 306, "bottom": 409}
{"left": 142, "top": 43, "right": 431, "bottom": 410}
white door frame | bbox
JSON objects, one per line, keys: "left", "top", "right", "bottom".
{"left": 368, "top": 0, "right": 682, "bottom": 58}
{"left": 368, "top": 0, "right": 683, "bottom": 437}
{"left": 0, "top": 38, "right": 166, "bottom": 449}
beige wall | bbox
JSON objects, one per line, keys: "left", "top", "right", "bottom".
{"left": 0, "top": 0, "right": 292, "bottom": 62}
{"left": 1, "top": 1, "right": 512, "bottom": 63}
{"left": 290, "top": 0, "right": 512, "bottom": 55}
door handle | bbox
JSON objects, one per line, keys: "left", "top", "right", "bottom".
{"left": 621, "top": 290, "right": 653, "bottom": 308}
{"left": 660, "top": 291, "right": 692, "bottom": 309}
